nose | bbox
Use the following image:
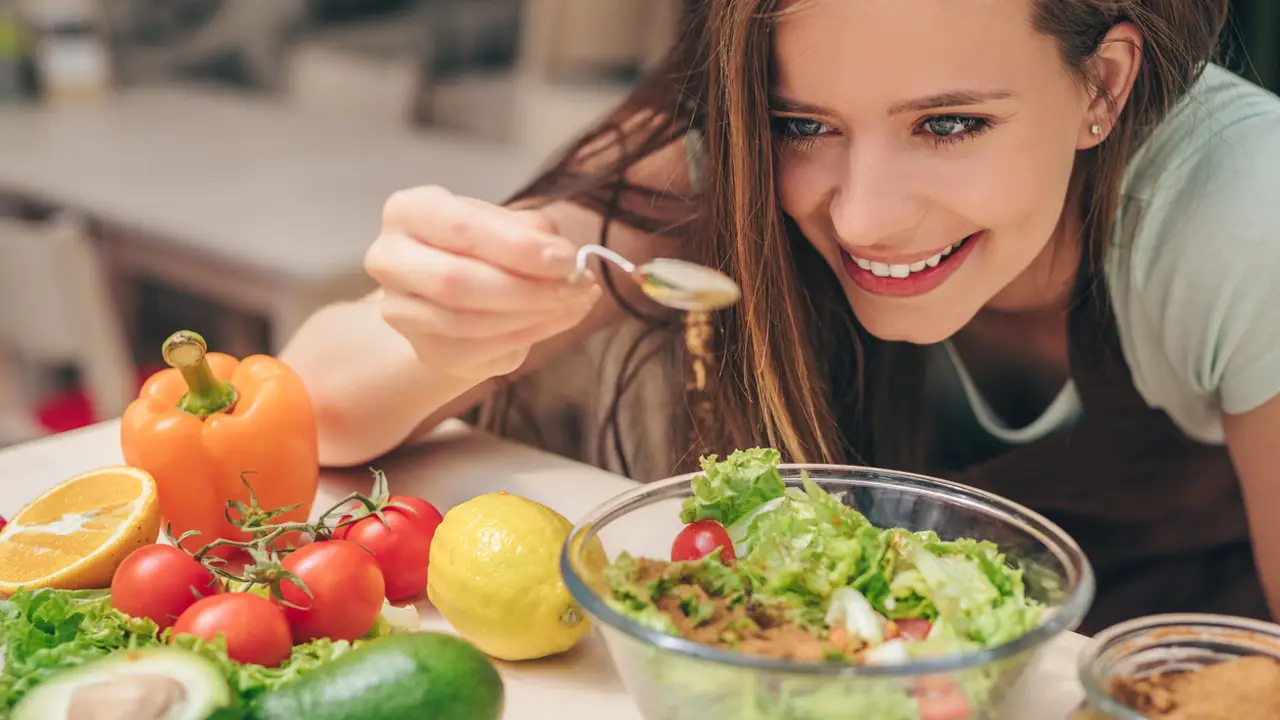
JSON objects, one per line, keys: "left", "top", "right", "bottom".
{"left": 828, "top": 144, "right": 925, "bottom": 249}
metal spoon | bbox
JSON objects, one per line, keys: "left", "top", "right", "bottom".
{"left": 571, "top": 245, "right": 741, "bottom": 311}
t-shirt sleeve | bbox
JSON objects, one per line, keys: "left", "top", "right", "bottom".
{"left": 1133, "top": 110, "right": 1280, "bottom": 416}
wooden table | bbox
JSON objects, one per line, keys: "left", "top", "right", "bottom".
{"left": 0, "top": 86, "right": 550, "bottom": 352}
{"left": 0, "top": 422, "right": 1091, "bottom": 718}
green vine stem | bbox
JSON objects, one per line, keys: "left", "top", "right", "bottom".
{"left": 175, "top": 470, "right": 401, "bottom": 607}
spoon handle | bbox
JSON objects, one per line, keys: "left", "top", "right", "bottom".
{"left": 570, "top": 244, "right": 636, "bottom": 282}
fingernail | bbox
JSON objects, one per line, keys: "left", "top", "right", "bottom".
{"left": 559, "top": 279, "right": 598, "bottom": 300}
{"left": 541, "top": 245, "right": 577, "bottom": 270}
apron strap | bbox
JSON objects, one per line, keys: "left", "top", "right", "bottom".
{"left": 947, "top": 249, "right": 1267, "bottom": 633}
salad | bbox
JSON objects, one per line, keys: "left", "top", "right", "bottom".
{"left": 600, "top": 448, "right": 1051, "bottom": 719}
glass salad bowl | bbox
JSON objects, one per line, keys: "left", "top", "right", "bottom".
{"left": 561, "top": 463, "right": 1095, "bottom": 720}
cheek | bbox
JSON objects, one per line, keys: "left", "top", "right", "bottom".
{"left": 936, "top": 119, "right": 1081, "bottom": 243}
{"left": 776, "top": 155, "right": 821, "bottom": 223}
{"left": 776, "top": 153, "right": 840, "bottom": 257}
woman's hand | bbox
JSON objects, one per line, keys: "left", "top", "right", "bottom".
{"left": 364, "top": 185, "right": 603, "bottom": 381}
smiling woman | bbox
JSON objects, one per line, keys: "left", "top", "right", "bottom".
{"left": 282, "top": 0, "right": 1280, "bottom": 635}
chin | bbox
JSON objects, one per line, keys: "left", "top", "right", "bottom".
{"left": 846, "top": 294, "right": 972, "bottom": 345}
{"left": 859, "top": 320, "right": 957, "bottom": 345}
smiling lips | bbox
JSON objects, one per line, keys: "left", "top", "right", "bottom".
{"left": 840, "top": 233, "right": 980, "bottom": 298}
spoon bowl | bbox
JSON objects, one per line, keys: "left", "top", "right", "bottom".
{"left": 573, "top": 245, "right": 740, "bottom": 312}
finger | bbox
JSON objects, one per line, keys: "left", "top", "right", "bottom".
{"left": 384, "top": 288, "right": 601, "bottom": 372}
{"left": 367, "top": 232, "right": 596, "bottom": 312}
{"left": 377, "top": 289, "right": 587, "bottom": 340}
{"left": 383, "top": 187, "right": 579, "bottom": 280}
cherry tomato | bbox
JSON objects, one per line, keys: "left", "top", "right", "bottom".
{"left": 387, "top": 496, "right": 444, "bottom": 536}
{"left": 276, "top": 539, "right": 385, "bottom": 643}
{"left": 915, "top": 676, "right": 973, "bottom": 720}
{"left": 172, "top": 592, "right": 292, "bottom": 667}
{"left": 892, "top": 618, "right": 934, "bottom": 642}
{"left": 671, "top": 520, "right": 736, "bottom": 565}
{"left": 333, "top": 509, "right": 433, "bottom": 602}
{"left": 0, "top": 515, "right": 6, "bottom": 532}
{"left": 111, "top": 544, "right": 222, "bottom": 629}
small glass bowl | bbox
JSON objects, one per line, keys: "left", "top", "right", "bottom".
{"left": 561, "top": 464, "right": 1096, "bottom": 720}
{"left": 1073, "top": 613, "right": 1280, "bottom": 720}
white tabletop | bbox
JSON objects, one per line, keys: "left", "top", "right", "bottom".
{"left": 0, "top": 422, "right": 1089, "bottom": 718}
{"left": 0, "top": 86, "right": 549, "bottom": 283}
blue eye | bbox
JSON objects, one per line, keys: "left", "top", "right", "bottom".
{"left": 773, "top": 117, "right": 837, "bottom": 150}
{"left": 787, "top": 118, "right": 829, "bottom": 137}
{"left": 920, "top": 116, "right": 990, "bottom": 142}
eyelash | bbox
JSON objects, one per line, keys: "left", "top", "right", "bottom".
{"left": 772, "top": 115, "right": 994, "bottom": 150}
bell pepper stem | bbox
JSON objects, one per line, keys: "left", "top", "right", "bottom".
{"left": 162, "top": 330, "right": 237, "bottom": 416}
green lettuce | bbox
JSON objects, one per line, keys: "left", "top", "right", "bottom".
{"left": 676, "top": 450, "right": 1044, "bottom": 650}
{"left": 736, "top": 474, "right": 880, "bottom": 629}
{"left": 0, "top": 588, "right": 158, "bottom": 710}
{"left": 602, "top": 449, "right": 1050, "bottom": 719}
{"left": 680, "top": 448, "right": 788, "bottom": 526}
{"left": 0, "top": 587, "right": 418, "bottom": 713}
{"left": 604, "top": 552, "right": 747, "bottom": 636}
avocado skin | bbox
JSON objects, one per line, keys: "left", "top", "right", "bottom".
{"left": 10, "top": 646, "right": 232, "bottom": 720}
{"left": 250, "top": 633, "right": 504, "bottom": 720}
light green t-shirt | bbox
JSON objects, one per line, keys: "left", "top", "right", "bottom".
{"left": 688, "top": 64, "right": 1280, "bottom": 448}
{"left": 941, "top": 63, "right": 1280, "bottom": 448}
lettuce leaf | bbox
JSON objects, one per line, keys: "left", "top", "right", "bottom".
{"left": 168, "top": 633, "right": 359, "bottom": 705}
{"left": 679, "top": 449, "right": 788, "bottom": 526}
{"left": 604, "top": 552, "right": 747, "bottom": 636}
{"left": 0, "top": 586, "right": 420, "bottom": 713}
{"left": 0, "top": 588, "right": 161, "bottom": 710}
{"left": 736, "top": 474, "right": 879, "bottom": 629}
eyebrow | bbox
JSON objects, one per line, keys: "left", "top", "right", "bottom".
{"left": 889, "top": 90, "right": 1018, "bottom": 114}
{"left": 769, "top": 89, "right": 1019, "bottom": 117}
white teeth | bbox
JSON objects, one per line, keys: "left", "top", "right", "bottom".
{"left": 850, "top": 237, "right": 969, "bottom": 280}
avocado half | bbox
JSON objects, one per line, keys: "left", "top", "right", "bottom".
{"left": 12, "top": 646, "right": 233, "bottom": 720}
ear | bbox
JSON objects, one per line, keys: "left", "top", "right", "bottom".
{"left": 1077, "top": 22, "right": 1143, "bottom": 149}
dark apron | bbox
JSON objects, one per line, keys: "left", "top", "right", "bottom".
{"left": 945, "top": 267, "right": 1269, "bottom": 636}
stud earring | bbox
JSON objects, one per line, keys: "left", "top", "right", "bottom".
{"left": 1090, "top": 123, "right": 1103, "bottom": 137}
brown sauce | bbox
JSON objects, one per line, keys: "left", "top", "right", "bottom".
{"left": 1110, "top": 655, "right": 1280, "bottom": 720}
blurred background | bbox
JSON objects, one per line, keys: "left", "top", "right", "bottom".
{"left": 0, "top": 0, "right": 1274, "bottom": 447}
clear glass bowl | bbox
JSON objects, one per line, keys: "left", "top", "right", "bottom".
{"left": 561, "top": 464, "right": 1095, "bottom": 720}
{"left": 1073, "top": 614, "right": 1280, "bottom": 720}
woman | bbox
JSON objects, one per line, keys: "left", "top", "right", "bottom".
{"left": 282, "top": 0, "right": 1280, "bottom": 633}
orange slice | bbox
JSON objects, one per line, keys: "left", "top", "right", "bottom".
{"left": 0, "top": 465, "right": 162, "bottom": 595}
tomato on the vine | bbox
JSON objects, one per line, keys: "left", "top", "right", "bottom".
{"left": 671, "top": 520, "right": 736, "bottom": 565}
{"left": 330, "top": 476, "right": 443, "bottom": 602}
{"left": 333, "top": 508, "right": 434, "bottom": 602}
{"left": 171, "top": 592, "right": 292, "bottom": 667}
{"left": 276, "top": 539, "right": 385, "bottom": 643}
{"left": 386, "top": 495, "right": 444, "bottom": 536}
{"left": 111, "top": 544, "right": 221, "bottom": 629}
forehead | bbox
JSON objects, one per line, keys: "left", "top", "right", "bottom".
{"left": 772, "top": 0, "right": 1061, "bottom": 103}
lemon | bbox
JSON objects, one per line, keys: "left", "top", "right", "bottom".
{"left": 427, "top": 491, "right": 607, "bottom": 661}
{"left": 0, "top": 465, "right": 162, "bottom": 595}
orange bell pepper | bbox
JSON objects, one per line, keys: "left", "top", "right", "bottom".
{"left": 121, "top": 331, "right": 319, "bottom": 556}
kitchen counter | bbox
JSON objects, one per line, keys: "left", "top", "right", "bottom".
{"left": 0, "top": 421, "right": 1090, "bottom": 718}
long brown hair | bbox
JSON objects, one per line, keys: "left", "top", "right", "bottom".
{"left": 494, "top": 0, "right": 1230, "bottom": 476}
